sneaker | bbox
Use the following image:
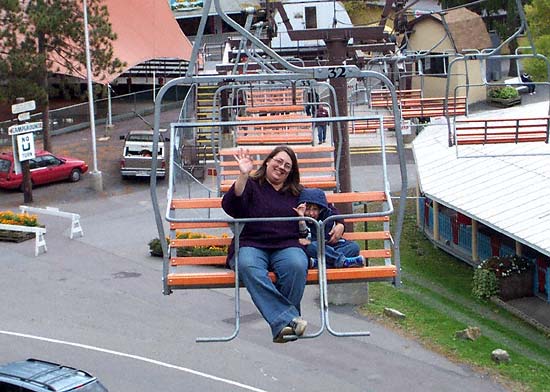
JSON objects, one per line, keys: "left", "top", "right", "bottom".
{"left": 289, "top": 317, "right": 307, "bottom": 336}
{"left": 273, "top": 326, "right": 296, "bottom": 344}
{"left": 309, "top": 257, "right": 318, "bottom": 269}
{"left": 343, "top": 255, "right": 365, "bottom": 268}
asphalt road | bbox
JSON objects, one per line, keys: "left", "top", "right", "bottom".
{"left": 0, "top": 188, "right": 508, "bottom": 392}
{"left": 0, "top": 112, "right": 506, "bottom": 391}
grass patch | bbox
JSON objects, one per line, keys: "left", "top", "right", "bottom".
{"left": 359, "top": 200, "right": 550, "bottom": 391}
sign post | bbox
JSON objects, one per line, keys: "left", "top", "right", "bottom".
{"left": 11, "top": 98, "right": 39, "bottom": 203}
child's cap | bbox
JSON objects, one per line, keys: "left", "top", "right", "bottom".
{"left": 298, "top": 188, "right": 328, "bottom": 209}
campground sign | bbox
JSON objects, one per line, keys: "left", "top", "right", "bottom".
{"left": 8, "top": 121, "right": 43, "bottom": 136}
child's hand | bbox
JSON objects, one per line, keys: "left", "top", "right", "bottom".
{"left": 293, "top": 202, "right": 306, "bottom": 217}
{"left": 299, "top": 238, "right": 311, "bottom": 246}
{"left": 327, "top": 222, "right": 344, "bottom": 244}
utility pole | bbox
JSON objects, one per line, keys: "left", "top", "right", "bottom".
{"left": 269, "top": 2, "right": 395, "bottom": 200}
{"left": 83, "top": 0, "right": 103, "bottom": 191}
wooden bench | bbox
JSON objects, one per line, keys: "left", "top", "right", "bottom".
{"left": 370, "top": 89, "right": 422, "bottom": 108}
{"left": 400, "top": 96, "right": 467, "bottom": 119}
{"left": 455, "top": 117, "right": 550, "bottom": 145}
{"left": 165, "top": 192, "right": 396, "bottom": 291}
{"left": 217, "top": 145, "right": 337, "bottom": 193}
{"left": 351, "top": 117, "right": 396, "bottom": 134}
{"left": 235, "top": 114, "right": 313, "bottom": 145}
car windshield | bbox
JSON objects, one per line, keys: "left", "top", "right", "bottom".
{"left": 127, "top": 134, "right": 164, "bottom": 142}
{"left": 127, "top": 134, "right": 153, "bottom": 142}
{"left": 0, "top": 159, "right": 10, "bottom": 173}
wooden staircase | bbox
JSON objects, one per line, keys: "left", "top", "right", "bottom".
{"left": 195, "top": 84, "right": 219, "bottom": 160}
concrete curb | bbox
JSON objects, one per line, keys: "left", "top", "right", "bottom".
{"left": 491, "top": 296, "right": 550, "bottom": 336}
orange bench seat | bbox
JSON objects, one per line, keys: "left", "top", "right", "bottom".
{"left": 165, "top": 192, "right": 395, "bottom": 291}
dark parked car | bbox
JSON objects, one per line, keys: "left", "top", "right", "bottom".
{"left": 0, "top": 150, "right": 88, "bottom": 190}
{"left": 0, "top": 358, "right": 108, "bottom": 391}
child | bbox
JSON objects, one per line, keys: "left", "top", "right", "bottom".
{"left": 520, "top": 72, "right": 536, "bottom": 94}
{"left": 296, "top": 188, "right": 365, "bottom": 268}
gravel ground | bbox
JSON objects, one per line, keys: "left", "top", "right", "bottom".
{"left": 1, "top": 108, "right": 179, "bottom": 208}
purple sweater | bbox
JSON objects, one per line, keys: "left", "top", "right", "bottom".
{"left": 222, "top": 178, "right": 301, "bottom": 264}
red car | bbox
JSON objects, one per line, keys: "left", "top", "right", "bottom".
{"left": 0, "top": 150, "right": 88, "bottom": 190}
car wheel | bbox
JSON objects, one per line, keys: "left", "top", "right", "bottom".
{"left": 69, "top": 169, "right": 81, "bottom": 182}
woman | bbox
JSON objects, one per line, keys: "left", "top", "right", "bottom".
{"left": 222, "top": 146, "right": 309, "bottom": 343}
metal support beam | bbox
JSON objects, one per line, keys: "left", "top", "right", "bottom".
{"left": 325, "top": 38, "right": 352, "bottom": 216}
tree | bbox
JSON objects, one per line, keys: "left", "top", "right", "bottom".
{"left": 438, "top": 0, "right": 530, "bottom": 77}
{"left": 0, "top": 1, "right": 44, "bottom": 105}
{"left": 523, "top": 0, "right": 550, "bottom": 80}
{"left": 0, "top": 0, "right": 123, "bottom": 152}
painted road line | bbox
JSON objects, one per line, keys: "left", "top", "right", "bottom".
{"left": 0, "top": 329, "right": 267, "bottom": 392}
{"left": 350, "top": 146, "right": 398, "bottom": 154}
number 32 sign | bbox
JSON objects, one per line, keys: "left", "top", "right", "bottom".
{"left": 16, "top": 133, "right": 36, "bottom": 161}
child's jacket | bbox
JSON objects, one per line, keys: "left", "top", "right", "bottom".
{"left": 298, "top": 188, "right": 336, "bottom": 242}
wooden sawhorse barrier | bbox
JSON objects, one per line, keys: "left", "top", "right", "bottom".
{"left": 20, "top": 206, "right": 83, "bottom": 239}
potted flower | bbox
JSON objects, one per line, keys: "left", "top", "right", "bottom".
{"left": 486, "top": 86, "right": 521, "bottom": 107}
{"left": 472, "top": 255, "right": 534, "bottom": 301}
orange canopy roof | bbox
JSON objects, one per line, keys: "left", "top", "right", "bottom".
{"left": 60, "top": 0, "right": 193, "bottom": 84}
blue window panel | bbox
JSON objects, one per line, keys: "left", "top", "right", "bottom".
{"left": 427, "top": 207, "right": 433, "bottom": 230}
{"left": 438, "top": 213, "right": 452, "bottom": 241}
{"left": 477, "top": 232, "right": 492, "bottom": 261}
{"left": 458, "top": 225, "right": 472, "bottom": 252}
{"left": 499, "top": 244, "right": 515, "bottom": 258}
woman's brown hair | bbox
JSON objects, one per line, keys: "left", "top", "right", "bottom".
{"left": 250, "top": 145, "right": 303, "bottom": 196}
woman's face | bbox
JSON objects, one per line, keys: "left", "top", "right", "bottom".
{"left": 266, "top": 151, "right": 292, "bottom": 188}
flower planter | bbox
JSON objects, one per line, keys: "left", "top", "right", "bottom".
{"left": 486, "top": 96, "right": 522, "bottom": 108}
{"left": 498, "top": 269, "right": 534, "bottom": 301}
{"left": 0, "top": 229, "right": 35, "bottom": 243}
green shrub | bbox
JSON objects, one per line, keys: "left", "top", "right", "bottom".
{"left": 488, "top": 86, "right": 519, "bottom": 100}
{"left": 472, "top": 268, "right": 499, "bottom": 300}
{"left": 148, "top": 238, "right": 164, "bottom": 257}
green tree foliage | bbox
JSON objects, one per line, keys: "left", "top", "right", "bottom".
{"left": 523, "top": 0, "right": 550, "bottom": 80}
{"left": 0, "top": 1, "right": 123, "bottom": 152}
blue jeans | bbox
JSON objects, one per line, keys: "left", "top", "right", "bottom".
{"left": 229, "top": 246, "right": 308, "bottom": 338}
{"left": 305, "top": 239, "right": 360, "bottom": 268}
{"left": 317, "top": 125, "right": 326, "bottom": 143}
